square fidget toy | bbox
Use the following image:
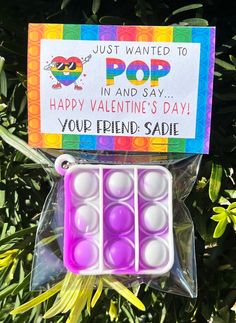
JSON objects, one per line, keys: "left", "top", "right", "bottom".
{"left": 55, "top": 154, "right": 174, "bottom": 276}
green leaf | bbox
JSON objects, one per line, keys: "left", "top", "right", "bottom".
{"left": 10, "top": 280, "right": 63, "bottom": 315}
{"left": 0, "top": 125, "right": 54, "bottom": 169}
{"left": 99, "top": 16, "right": 126, "bottom": 25}
{"left": 182, "top": 18, "right": 208, "bottom": 26}
{"left": 211, "top": 213, "right": 227, "bottom": 222}
{"left": 17, "top": 95, "right": 27, "bottom": 118}
{"left": 0, "top": 103, "right": 7, "bottom": 112}
{"left": 92, "top": 0, "right": 101, "bottom": 15}
{"left": 173, "top": 3, "right": 203, "bottom": 15}
{"left": 0, "top": 189, "right": 5, "bottom": 208}
{"left": 209, "top": 163, "right": 223, "bottom": 202}
{"left": 213, "top": 207, "right": 226, "bottom": 214}
{"left": 0, "top": 283, "right": 18, "bottom": 301}
{"left": 165, "top": 4, "right": 203, "bottom": 22}
{"left": 62, "top": 276, "right": 94, "bottom": 314}
{"left": 228, "top": 202, "right": 236, "bottom": 211}
{"left": 0, "top": 226, "right": 37, "bottom": 245}
{"left": 230, "top": 55, "right": 236, "bottom": 67}
{"left": 196, "top": 177, "right": 208, "bottom": 190}
{"left": 61, "top": 0, "right": 71, "bottom": 10}
{"left": 213, "top": 218, "right": 228, "bottom": 238}
{"left": 0, "top": 70, "right": 7, "bottom": 97}
{"left": 121, "top": 304, "right": 134, "bottom": 323}
{"left": 0, "top": 56, "right": 5, "bottom": 73}
{"left": 224, "top": 190, "right": 236, "bottom": 198}
{"left": 218, "top": 196, "right": 230, "bottom": 206}
{"left": 65, "top": 276, "right": 95, "bottom": 322}
{"left": 215, "top": 58, "right": 235, "bottom": 71}
{"left": 43, "top": 274, "right": 83, "bottom": 317}
{"left": 12, "top": 272, "right": 31, "bottom": 295}
{"left": 228, "top": 214, "right": 236, "bottom": 225}
{"left": 103, "top": 276, "right": 145, "bottom": 311}
{"left": 91, "top": 278, "right": 103, "bottom": 308}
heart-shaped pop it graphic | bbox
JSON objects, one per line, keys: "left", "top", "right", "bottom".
{"left": 51, "top": 56, "right": 83, "bottom": 86}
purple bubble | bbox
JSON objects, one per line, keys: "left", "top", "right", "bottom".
{"left": 73, "top": 239, "right": 98, "bottom": 268}
{"left": 105, "top": 204, "right": 134, "bottom": 233}
{"left": 105, "top": 239, "right": 134, "bottom": 268}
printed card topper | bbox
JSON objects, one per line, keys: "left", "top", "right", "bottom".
{"left": 28, "top": 24, "right": 215, "bottom": 153}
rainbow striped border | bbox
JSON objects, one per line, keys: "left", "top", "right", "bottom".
{"left": 28, "top": 24, "right": 215, "bottom": 153}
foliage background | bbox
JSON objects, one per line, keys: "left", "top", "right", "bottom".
{"left": 0, "top": 0, "right": 235, "bottom": 322}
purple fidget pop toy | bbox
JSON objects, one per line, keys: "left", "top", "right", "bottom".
{"left": 55, "top": 154, "right": 174, "bottom": 275}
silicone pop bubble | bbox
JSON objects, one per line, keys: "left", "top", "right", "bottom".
{"left": 105, "top": 239, "right": 134, "bottom": 268}
{"left": 105, "top": 204, "right": 134, "bottom": 233}
{"left": 141, "top": 238, "right": 168, "bottom": 268}
{"left": 139, "top": 170, "right": 168, "bottom": 199}
{"left": 72, "top": 170, "right": 98, "bottom": 198}
{"left": 74, "top": 205, "right": 99, "bottom": 233}
{"left": 141, "top": 204, "right": 167, "bottom": 232}
{"left": 105, "top": 171, "right": 133, "bottom": 199}
{"left": 73, "top": 239, "right": 98, "bottom": 268}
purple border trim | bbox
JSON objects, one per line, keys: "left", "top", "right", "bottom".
{"left": 204, "top": 27, "right": 216, "bottom": 153}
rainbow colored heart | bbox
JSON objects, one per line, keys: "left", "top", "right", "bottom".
{"left": 51, "top": 56, "right": 83, "bottom": 86}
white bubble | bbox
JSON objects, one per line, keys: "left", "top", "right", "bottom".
{"left": 75, "top": 205, "right": 98, "bottom": 233}
{"left": 142, "top": 204, "right": 167, "bottom": 232}
{"left": 106, "top": 171, "right": 133, "bottom": 198}
{"left": 72, "top": 171, "right": 98, "bottom": 198}
{"left": 141, "top": 239, "right": 168, "bottom": 267}
{"left": 140, "top": 171, "right": 167, "bottom": 199}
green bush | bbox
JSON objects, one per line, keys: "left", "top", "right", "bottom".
{"left": 0, "top": 1, "right": 235, "bottom": 322}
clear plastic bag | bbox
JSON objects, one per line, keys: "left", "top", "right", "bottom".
{"left": 31, "top": 150, "right": 201, "bottom": 298}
